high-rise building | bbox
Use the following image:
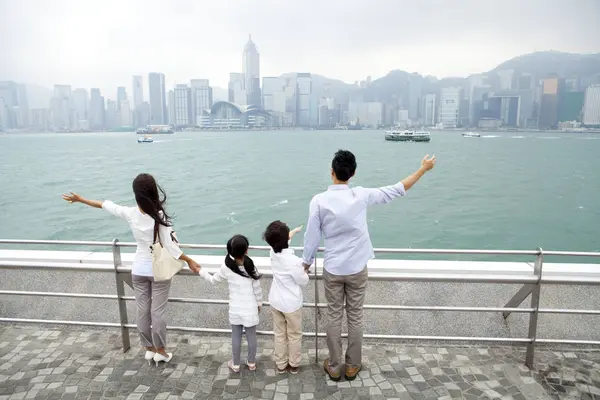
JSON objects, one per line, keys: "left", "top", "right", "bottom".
{"left": 582, "top": 85, "right": 600, "bottom": 126}
{"left": 105, "top": 100, "right": 118, "bottom": 129}
{"left": 469, "top": 85, "right": 491, "bottom": 126}
{"left": 132, "top": 76, "right": 143, "bottom": 108}
{"left": 0, "top": 81, "right": 20, "bottom": 129}
{"left": 28, "top": 109, "right": 53, "bottom": 130}
{"left": 52, "top": 85, "right": 72, "bottom": 130}
{"left": 89, "top": 89, "right": 105, "bottom": 130}
{"left": 17, "top": 85, "right": 29, "bottom": 127}
{"left": 484, "top": 95, "right": 521, "bottom": 127}
{"left": 297, "top": 73, "right": 317, "bottom": 126}
{"left": 408, "top": 74, "right": 422, "bottom": 122}
{"left": 174, "top": 85, "right": 192, "bottom": 126}
{"left": 167, "top": 90, "right": 175, "bottom": 125}
{"left": 421, "top": 93, "right": 436, "bottom": 126}
{"left": 538, "top": 77, "right": 559, "bottom": 129}
{"left": 228, "top": 73, "right": 246, "bottom": 105}
{"left": 137, "top": 102, "right": 151, "bottom": 128}
{"left": 72, "top": 89, "right": 89, "bottom": 130}
{"left": 190, "top": 79, "right": 213, "bottom": 125}
{"left": 119, "top": 100, "right": 132, "bottom": 127}
{"left": 148, "top": 72, "right": 167, "bottom": 124}
{"left": 497, "top": 70, "right": 514, "bottom": 91}
{"left": 243, "top": 35, "right": 261, "bottom": 106}
{"left": 117, "top": 87, "right": 128, "bottom": 104}
{"left": 558, "top": 91, "right": 585, "bottom": 122}
{"left": 348, "top": 101, "right": 385, "bottom": 127}
{"left": 439, "top": 87, "right": 461, "bottom": 128}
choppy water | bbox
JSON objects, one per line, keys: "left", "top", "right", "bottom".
{"left": 1, "top": 130, "right": 599, "bottom": 260}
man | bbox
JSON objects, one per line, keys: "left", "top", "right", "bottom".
{"left": 302, "top": 150, "right": 436, "bottom": 381}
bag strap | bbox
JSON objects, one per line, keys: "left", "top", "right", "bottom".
{"left": 153, "top": 220, "right": 162, "bottom": 246}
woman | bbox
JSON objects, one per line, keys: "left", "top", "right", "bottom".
{"left": 62, "top": 173, "right": 200, "bottom": 365}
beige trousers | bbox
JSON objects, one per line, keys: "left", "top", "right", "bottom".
{"left": 272, "top": 308, "right": 303, "bottom": 369}
{"left": 323, "top": 267, "right": 368, "bottom": 373}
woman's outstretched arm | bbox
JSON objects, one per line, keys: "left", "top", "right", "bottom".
{"left": 62, "top": 191, "right": 103, "bottom": 208}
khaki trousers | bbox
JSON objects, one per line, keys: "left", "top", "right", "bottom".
{"left": 272, "top": 308, "right": 303, "bottom": 369}
{"left": 323, "top": 267, "right": 368, "bottom": 373}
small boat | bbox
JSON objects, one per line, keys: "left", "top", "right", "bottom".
{"left": 385, "top": 129, "right": 431, "bottom": 142}
{"left": 462, "top": 131, "right": 481, "bottom": 137}
{"left": 137, "top": 135, "right": 153, "bottom": 143}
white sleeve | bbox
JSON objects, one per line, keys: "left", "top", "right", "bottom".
{"left": 157, "top": 223, "right": 183, "bottom": 260}
{"left": 102, "top": 200, "right": 132, "bottom": 221}
{"left": 200, "top": 264, "right": 228, "bottom": 285}
{"left": 359, "top": 182, "right": 406, "bottom": 206}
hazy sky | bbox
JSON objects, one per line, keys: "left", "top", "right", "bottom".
{"left": 1, "top": 0, "right": 599, "bottom": 98}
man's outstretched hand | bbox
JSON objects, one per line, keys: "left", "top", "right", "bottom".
{"left": 421, "top": 154, "right": 436, "bottom": 171}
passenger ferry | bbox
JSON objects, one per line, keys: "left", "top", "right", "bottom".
{"left": 136, "top": 125, "right": 174, "bottom": 134}
{"left": 385, "top": 129, "right": 431, "bottom": 142}
{"left": 462, "top": 131, "right": 481, "bottom": 138}
{"left": 137, "top": 135, "right": 153, "bottom": 143}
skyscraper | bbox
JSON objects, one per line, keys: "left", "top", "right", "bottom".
{"left": 148, "top": 72, "right": 167, "bottom": 124}
{"left": 583, "top": 85, "right": 600, "bottom": 126}
{"left": 243, "top": 35, "right": 261, "bottom": 106}
{"left": 421, "top": 93, "right": 436, "bottom": 126}
{"left": 132, "top": 76, "right": 143, "bottom": 108}
{"left": 89, "top": 88, "right": 105, "bottom": 130}
{"left": 0, "top": 81, "right": 20, "bottom": 129}
{"left": 174, "top": 85, "right": 192, "bottom": 126}
{"left": 167, "top": 90, "right": 175, "bottom": 125}
{"left": 190, "top": 79, "right": 213, "bottom": 125}
{"left": 538, "top": 77, "right": 559, "bottom": 129}
{"left": 52, "top": 85, "right": 72, "bottom": 130}
{"left": 72, "top": 88, "right": 89, "bottom": 129}
{"left": 440, "top": 87, "right": 461, "bottom": 128}
{"left": 297, "top": 73, "right": 317, "bottom": 126}
{"left": 228, "top": 73, "right": 246, "bottom": 105}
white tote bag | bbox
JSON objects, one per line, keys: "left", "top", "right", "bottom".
{"left": 151, "top": 222, "right": 184, "bottom": 281}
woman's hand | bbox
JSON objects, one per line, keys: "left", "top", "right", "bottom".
{"left": 62, "top": 191, "right": 83, "bottom": 204}
{"left": 258, "top": 306, "right": 262, "bottom": 313}
{"left": 187, "top": 259, "right": 201, "bottom": 274}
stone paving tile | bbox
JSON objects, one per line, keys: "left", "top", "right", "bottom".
{"left": 0, "top": 327, "right": 599, "bottom": 400}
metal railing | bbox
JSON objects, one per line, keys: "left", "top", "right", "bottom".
{"left": 1, "top": 238, "right": 599, "bottom": 369}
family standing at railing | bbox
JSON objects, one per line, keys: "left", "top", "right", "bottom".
{"left": 61, "top": 149, "right": 436, "bottom": 381}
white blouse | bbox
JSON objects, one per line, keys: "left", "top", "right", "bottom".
{"left": 201, "top": 263, "right": 263, "bottom": 327}
{"left": 102, "top": 200, "right": 182, "bottom": 276}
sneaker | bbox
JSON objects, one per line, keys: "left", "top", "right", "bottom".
{"left": 246, "top": 360, "right": 256, "bottom": 371}
{"left": 227, "top": 360, "right": 240, "bottom": 373}
{"left": 276, "top": 365, "right": 288, "bottom": 375}
{"left": 288, "top": 365, "right": 300, "bottom": 375}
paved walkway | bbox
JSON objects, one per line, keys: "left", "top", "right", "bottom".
{"left": 0, "top": 327, "right": 599, "bottom": 400}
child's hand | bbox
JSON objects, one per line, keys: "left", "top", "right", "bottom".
{"left": 289, "top": 225, "right": 303, "bottom": 239}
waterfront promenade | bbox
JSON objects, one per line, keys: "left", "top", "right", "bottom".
{"left": 1, "top": 326, "right": 599, "bottom": 400}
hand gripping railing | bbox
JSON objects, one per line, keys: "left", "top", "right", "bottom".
{"left": 1, "top": 239, "right": 599, "bottom": 369}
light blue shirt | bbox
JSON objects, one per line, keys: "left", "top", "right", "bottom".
{"left": 302, "top": 182, "right": 406, "bottom": 276}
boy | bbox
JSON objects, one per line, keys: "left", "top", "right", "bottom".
{"left": 263, "top": 221, "right": 308, "bottom": 374}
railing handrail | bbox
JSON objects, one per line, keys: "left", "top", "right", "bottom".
{"left": 1, "top": 238, "right": 599, "bottom": 257}
{"left": 1, "top": 238, "right": 600, "bottom": 370}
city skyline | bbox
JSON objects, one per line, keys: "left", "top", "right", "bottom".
{"left": 2, "top": 0, "right": 599, "bottom": 94}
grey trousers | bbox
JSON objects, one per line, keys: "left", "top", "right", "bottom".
{"left": 231, "top": 325, "right": 257, "bottom": 365}
{"left": 323, "top": 267, "right": 368, "bottom": 373}
{"left": 132, "top": 274, "right": 171, "bottom": 349}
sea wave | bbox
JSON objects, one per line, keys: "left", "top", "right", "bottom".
{"left": 270, "top": 199, "right": 288, "bottom": 207}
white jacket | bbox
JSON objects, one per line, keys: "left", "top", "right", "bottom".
{"left": 201, "top": 264, "right": 263, "bottom": 327}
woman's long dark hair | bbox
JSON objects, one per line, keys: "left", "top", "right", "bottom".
{"left": 224, "top": 235, "right": 261, "bottom": 280}
{"left": 132, "top": 174, "right": 172, "bottom": 241}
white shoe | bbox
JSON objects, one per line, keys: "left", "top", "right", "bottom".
{"left": 144, "top": 351, "right": 156, "bottom": 365}
{"left": 153, "top": 352, "right": 173, "bottom": 366}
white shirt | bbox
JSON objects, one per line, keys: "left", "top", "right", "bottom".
{"left": 269, "top": 248, "right": 309, "bottom": 313}
{"left": 201, "top": 264, "right": 263, "bottom": 327}
{"left": 102, "top": 200, "right": 183, "bottom": 276}
{"left": 302, "top": 182, "right": 406, "bottom": 276}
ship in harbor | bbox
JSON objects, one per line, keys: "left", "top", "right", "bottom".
{"left": 385, "top": 129, "right": 431, "bottom": 142}
{"left": 136, "top": 125, "right": 174, "bottom": 134}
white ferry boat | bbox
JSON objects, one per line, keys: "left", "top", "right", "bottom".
{"left": 385, "top": 129, "right": 431, "bottom": 142}
{"left": 462, "top": 131, "right": 481, "bottom": 137}
{"left": 137, "top": 135, "right": 153, "bottom": 143}
{"left": 136, "top": 125, "right": 174, "bottom": 134}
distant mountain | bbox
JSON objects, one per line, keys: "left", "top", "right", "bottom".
{"left": 492, "top": 51, "right": 600, "bottom": 79}
{"left": 279, "top": 72, "right": 355, "bottom": 101}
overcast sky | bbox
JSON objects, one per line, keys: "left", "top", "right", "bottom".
{"left": 1, "top": 0, "right": 599, "bottom": 98}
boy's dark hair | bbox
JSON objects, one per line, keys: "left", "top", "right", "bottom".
{"left": 332, "top": 149, "right": 357, "bottom": 182}
{"left": 263, "top": 220, "right": 290, "bottom": 253}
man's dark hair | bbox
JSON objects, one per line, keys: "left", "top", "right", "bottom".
{"left": 332, "top": 149, "right": 357, "bottom": 182}
{"left": 263, "top": 220, "right": 290, "bottom": 253}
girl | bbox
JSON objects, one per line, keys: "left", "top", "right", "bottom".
{"left": 200, "top": 235, "right": 262, "bottom": 372}
{"left": 62, "top": 173, "right": 200, "bottom": 366}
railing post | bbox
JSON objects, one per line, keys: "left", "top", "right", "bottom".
{"left": 112, "top": 238, "right": 131, "bottom": 353}
{"left": 525, "top": 247, "right": 543, "bottom": 368}
{"left": 314, "top": 257, "right": 319, "bottom": 364}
